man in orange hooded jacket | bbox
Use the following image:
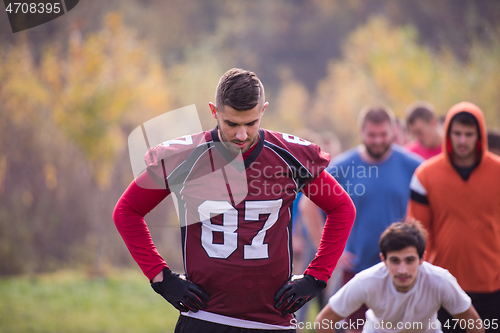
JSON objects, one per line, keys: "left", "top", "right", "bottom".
{"left": 408, "top": 102, "right": 500, "bottom": 332}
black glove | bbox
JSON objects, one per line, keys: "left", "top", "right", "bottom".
{"left": 274, "top": 274, "right": 327, "bottom": 316}
{"left": 151, "top": 267, "right": 210, "bottom": 312}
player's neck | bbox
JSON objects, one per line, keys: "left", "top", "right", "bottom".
{"left": 451, "top": 154, "right": 477, "bottom": 168}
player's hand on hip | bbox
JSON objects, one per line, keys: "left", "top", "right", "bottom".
{"left": 151, "top": 267, "right": 210, "bottom": 312}
{"left": 274, "top": 274, "right": 327, "bottom": 316}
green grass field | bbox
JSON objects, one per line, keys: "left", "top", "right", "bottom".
{"left": 0, "top": 268, "right": 324, "bottom": 332}
{"left": 0, "top": 269, "right": 179, "bottom": 333}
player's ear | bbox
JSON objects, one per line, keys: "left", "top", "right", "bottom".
{"left": 261, "top": 102, "right": 269, "bottom": 115}
{"left": 209, "top": 102, "right": 218, "bottom": 119}
{"left": 379, "top": 252, "right": 386, "bottom": 264}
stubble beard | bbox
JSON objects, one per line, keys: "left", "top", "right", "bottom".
{"left": 453, "top": 145, "right": 476, "bottom": 162}
{"left": 217, "top": 121, "right": 255, "bottom": 154}
{"left": 365, "top": 142, "right": 391, "bottom": 160}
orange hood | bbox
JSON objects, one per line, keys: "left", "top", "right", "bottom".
{"left": 442, "top": 101, "right": 488, "bottom": 162}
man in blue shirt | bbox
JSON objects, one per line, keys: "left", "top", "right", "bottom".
{"left": 301, "top": 105, "right": 422, "bottom": 332}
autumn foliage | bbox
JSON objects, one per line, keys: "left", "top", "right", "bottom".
{"left": 1, "top": 5, "right": 499, "bottom": 275}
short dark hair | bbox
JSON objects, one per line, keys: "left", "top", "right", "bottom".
{"left": 405, "top": 101, "right": 437, "bottom": 125}
{"left": 488, "top": 129, "right": 500, "bottom": 152}
{"left": 358, "top": 105, "right": 395, "bottom": 129}
{"left": 450, "top": 111, "right": 478, "bottom": 127}
{"left": 215, "top": 68, "right": 264, "bottom": 111}
{"left": 379, "top": 219, "right": 428, "bottom": 259}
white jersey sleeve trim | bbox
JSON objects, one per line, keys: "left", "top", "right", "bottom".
{"left": 409, "top": 174, "right": 427, "bottom": 196}
{"left": 181, "top": 310, "right": 295, "bottom": 330}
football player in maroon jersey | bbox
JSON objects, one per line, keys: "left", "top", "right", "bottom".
{"left": 113, "top": 68, "right": 356, "bottom": 332}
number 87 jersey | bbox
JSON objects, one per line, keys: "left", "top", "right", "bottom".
{"left": 145, "top": 128, "right": 330, "bottom": 328}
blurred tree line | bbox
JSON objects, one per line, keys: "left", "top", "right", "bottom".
{"left": 0, "top": 1, "right": 499, "bottom": 276}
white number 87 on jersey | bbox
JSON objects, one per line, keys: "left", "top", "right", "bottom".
{"left": 199, "top": 199, "right": 283, "bottom": 260}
